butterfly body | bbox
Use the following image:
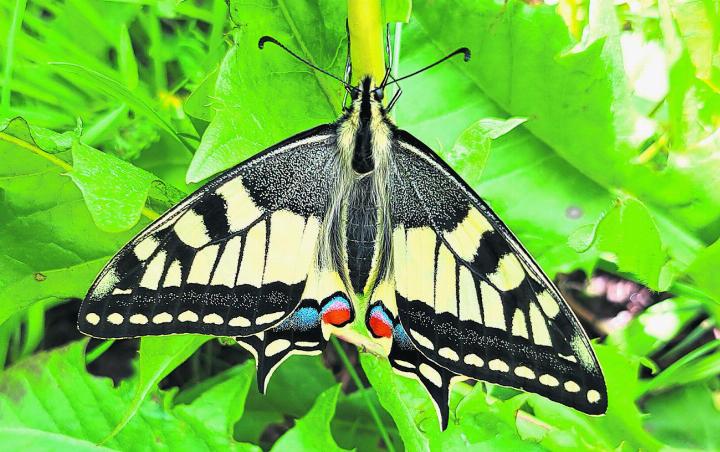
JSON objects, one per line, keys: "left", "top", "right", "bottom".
{"left": 79, "top": 74, "right": 607, "bottom": 429}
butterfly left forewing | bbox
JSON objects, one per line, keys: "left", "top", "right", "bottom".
{"left": 387, "top": 131, "right": 607, "bottom": 419}
{"left": 79, "top": 125, "right": 339, "bottom": 339}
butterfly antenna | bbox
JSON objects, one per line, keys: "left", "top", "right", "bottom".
{"left": 259, "top": 36, "right": 352, "bottom": 89}
{"left": 384, "top": 47, "right": 471, "bottom": 86}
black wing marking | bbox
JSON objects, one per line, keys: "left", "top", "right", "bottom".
{"left": 235, "top": 298, "right": 327, "bottom": 393}
{"left": 78, "top": 125, "right": 345, "bottom": 339}
{"left": 388, "top": 130, "right": 607, "bottom": 418}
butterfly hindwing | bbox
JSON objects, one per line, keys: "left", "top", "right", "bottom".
{"left": 388, "top": 131, "right": 607, "bottom": 416}
{"left": 78, "top": 125, "right": 339, "bottom": 339}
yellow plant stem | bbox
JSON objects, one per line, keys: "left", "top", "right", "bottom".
{"left": 347, "top": 0, "right": 386, "bottom": 84}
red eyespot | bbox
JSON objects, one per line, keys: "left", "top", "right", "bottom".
{"left": 322, "top": 306, "right": 351, "bottom": 326}
{"left": 321, "top": 295, "right": 353, "bottom": 327}
{"left": 368, "top": 314, "right": 393, "bottom": 338}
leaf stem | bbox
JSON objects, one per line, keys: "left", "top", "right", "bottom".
{"left": 330, "top": 337, "right": 395, "bottom": 452}
{"left": 0, "top": 130, "right": 160, "bottom": 221}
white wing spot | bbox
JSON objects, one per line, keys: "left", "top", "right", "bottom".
{"left": 559, "top": 353, "right": 578, "bottom": 363}
{"left": 112, "top": 288, "right": 132, "bottom": 295}
{"left": 134, "top": 236, "right": 159, "bottom": 261}
{"left": 539, "top": 374, "right": 559, "bottom": 387}
{"left": 514, "top": 366, "right": 536, "bottom": 379}
{"left": 529, "top": 302, "right": 552, "bottom": 347}
{"left": 458, "top": 267, "right": 482, "bottom": 323}
{"left": 438, "top": 347, "right": 460, "bottom": 361}
{"left": 489, "top": 359, "right": 510, "bottom": 372}
{"left": 443, "top": 208, "right": 493, "bottom": 262}
{"left": 107, "top": 313, "right": 124, "bottom": 325}
{"left": 178, "top": 310, "right": 199, "bottom": 322}
{"left": 410, "top": 329, "right": 435, "bottom": 350}
{"left": 393, "top": 360, "right": 416, "bottom": 369}
{"left": 587, "top": 390, "right": 601, "bottom": 403}
{"left": 85, "top": 313, "right": 100, "bottom": 325}
{"left": 464, "top": 354, "right": 484, "bottom": 367}
{"left": 174, "top": 210, "right": 211, "bottom": 248}
{"left": 163, "top": 260, "right": 183, "bottom": 288}
{"left": 256, "top": 311, "right": 285, "bottom": 325}
{"left": 216, "top": 177, "right": 263, "bottom": 232}
{"left": 488, "top": 253, "right": 525, "bottom": 291}
{"left": 295, "top": 341, "right": 320, "bottom": 347}
{"left": 229, "top": 316, "right": 251, "bottom": 327}
{"left": 265, "top": 339, "right": 291, "bottom": 357}
{"left": 187, "top": 245, "right": 220, "bottom": 285}
{"left": 203, "top": 313, "right": 224, "bottom": 325}
{"left": 511, "top": 309, "right": 528, "bottom": 339}
{"left": 153, "top": 312, "right": 173, "bottom": 324}
{"left": 129, "top": 314, "right": 148, "bottom": 325}
{"left": 210, "top": 236, "right": 242, "bottom": 287}
{"left": 139, "top": 251, "right": 167, "bottom": 290}
{"left": 537, "top": 290, "right": 560, "bottom": 318}
{"left": 419, "top": 363, "right": 442, "bottom": 387}
{"left": 480, "top": 282, "right": 505, "bottom": 330}
{"left": 564, "top": 380, "right": 581, "bottom": 392}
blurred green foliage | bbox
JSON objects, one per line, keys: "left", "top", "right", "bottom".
{"left": 0, "top": 0, "right": 719, "bottom": 450}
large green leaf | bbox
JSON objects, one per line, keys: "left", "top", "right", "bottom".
{"left": 0, "top": 341, "right": 259, "bottom": 451}
{"left": 527, "top": 344, "right": 664, "bottom": 450}
{"left": 271, "top": 385, "right": 350, "bottom": 452}
{"left": 69, "top": 140, "right": 157, "bottom": 232}
{"left": 109, "top": 335, "right": 212, "bottom": 439}
{"left": 412, "top": 0, "right": 720, "bottom": 232}
{"left": 0, "top": 118, "right": 147, "bottom": 324}
{"left": 360, "top": 354, "right": 544, "bottom": 450}
{"left": 186, "top": 0, "right": 348, "bottom": 183}
{"left": 644, "top": 383, "right": 720, "bottom": 449}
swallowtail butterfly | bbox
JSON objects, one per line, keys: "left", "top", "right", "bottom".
{"left": 78, "top": 35, "right": 607, "bottom": 429}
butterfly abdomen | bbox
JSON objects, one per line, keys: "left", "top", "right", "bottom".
{"left": 345, "top": 176, "right": 378, "bottom": 294}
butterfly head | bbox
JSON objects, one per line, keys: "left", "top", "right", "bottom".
{"left": 349, "top": 76, "right": 385, "bottom": 103}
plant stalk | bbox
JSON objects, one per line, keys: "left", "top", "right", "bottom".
{"left": 347, "top": 0, "right": 386, "bottom": 84}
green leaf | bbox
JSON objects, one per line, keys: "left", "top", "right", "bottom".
{"left": 0, "top": 118, "right": 145, "bottom": 324}
{"left": 117, "top": 24, "right": 139, "bottom": 90}
{"left": 528, "top": 344, "right": 665, "bottom": 450}
{"left": 69, "top": 141, "right": 156, "bottom": 232}
{"left": 575, "top": 197, "right": 667, "bottom": 289}
{"left": 645, "top": 383, "right": 720, "bottom": 449}
{"left": 238, "top": 353, "right": 337, "bottom": 444}
{"left": 0, "top": 428, "right": 116, "bottom": 451}
{"left": 271, "top": 384, "right": 350, "bottom": 452}
{"left": 448, "top": 116, "right": 527, "bottom": 184}
{"left": 0, "top": 341, "right": 259, "bottom": 450}
{"left": 174, "top": 361, "right": 256, "bottom": 438}
{"left": 186, "top": 0, "right": 347, "bottom": 183}
{"left": 49, "top": 62, "right": 190, "bottom": 152}
{"left": 685, "top": 237, "right": 720, "bottom": 302}
{"left": 410, "top": 0, "right": 717, "bottom": 249}
{"left": 360, "top": 354, "right": 430, "bottom": 452}
{"left": 666, "top": 0, "right": 720, "bottom": 86}
{"left": 361, "top": 354, "right": 542, "bottom": 450}
{"left": 109, "top": 335, "right": 212, "bottom": 439}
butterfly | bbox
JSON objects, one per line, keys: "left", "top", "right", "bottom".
{"left": 78, "top": 35, "right": 607, "bottom": 430}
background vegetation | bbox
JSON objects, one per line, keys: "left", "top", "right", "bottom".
{"left": 0, "top": 0, "right": 719, "bottom": 450}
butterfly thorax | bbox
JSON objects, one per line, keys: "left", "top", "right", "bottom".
{"left": 333, "top": 77, "right": 394, "bottom": 295}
